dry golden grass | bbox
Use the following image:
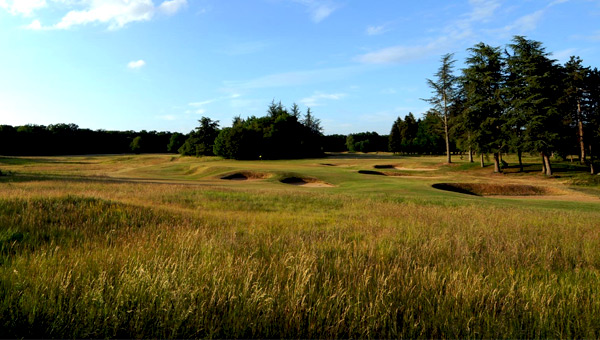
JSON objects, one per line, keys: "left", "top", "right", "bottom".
{"left": 1, "top": 154, "right": 600, "bottom": 338}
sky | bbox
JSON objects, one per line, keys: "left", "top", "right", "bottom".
{"left": 1, "top": 0, "right": 599, "bottom": 135}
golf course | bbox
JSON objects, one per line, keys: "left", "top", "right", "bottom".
{"left": 1, "top": 153, "right": 600, "bottom": 338}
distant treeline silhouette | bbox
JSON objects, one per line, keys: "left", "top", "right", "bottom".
{"left": 0, "top": 123, "right": 175, "bottom": 156}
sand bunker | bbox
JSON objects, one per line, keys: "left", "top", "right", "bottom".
{"left": 374, "top": 164, "right": 437, "bottom": 171}
{"left": 432, "top": 183, "right": 550, "bottom": 196}
{"left": 221, "top": 171, "right": 270, "bottom": 181}
{"left": 359, "top": 170, "right": 386, "bottom": 176}
{"left": 394, "top": 167, "right": 437, "bottom": 171}
{"left": 280, "top": 176, "right": 334, "bottom": 187}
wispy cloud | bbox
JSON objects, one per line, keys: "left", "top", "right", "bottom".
{"left": 549, "top": 0, "right": 570, "bottom": 7}
{"left": 495, "top": 9, "right": 545, "bottom": 36}
{"left": 465, "top": 0, "right": 500, "bottom": 23}
{"left": 366, "top": 24, "right": 390, "bottom": 36}
{"left": 188, "top": 94, "right": 241, "bottom": 108}
{"left": 292, "top": 0, "right": 339, "bottom": 23}
{"left": 0, "top": 0, "right": 46, "bottom": 16}
{"left": 300, "top": 92, "right": 346, "bottom": 107}
{"left": 552, "top": 48, "right": 577, "bottom": 62}
{"left": 223, "top": 66, "right": 362, "bottom": 90}
{"left": 356, "top": 37, "right": 449, "bottom": 64}
{"left": 356, "top": 0, "right": 500, "bottom": 64}
{"left": 571, "top": 30, "right": 600, "bottom": 42}
{"left": 158, "top": 0, "right": 186, "bottom": 15}
{"left": 127, "top": 60, "right": 146, "bottom": 69}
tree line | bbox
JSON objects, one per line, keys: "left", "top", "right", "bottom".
{"left": 0, "top": 124, "right": 175, "bottom": 156}
{"left": 393, "top": 36, "right": 600, "bottom": 175}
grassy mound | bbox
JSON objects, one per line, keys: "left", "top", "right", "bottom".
{"left": 220, "top": 171, "right": 270, "bottom": 181}
{"left": 432, "top": 182, "right": 550, "bottom": 196}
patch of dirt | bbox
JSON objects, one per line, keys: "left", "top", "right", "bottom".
{"left": 280, "top": 176, "right": 334, "bottom": 187}
{"left": 432, "top": 182, "right": 552, "bottom": 196}
{"left": 221, "top": 171, "right": 270, "bottom": 181}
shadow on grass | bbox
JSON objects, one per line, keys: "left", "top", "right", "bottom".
{"left": 431, "top": 183, "right": 480, "bottom": 196}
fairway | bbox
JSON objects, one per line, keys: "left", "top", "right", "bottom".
{"left": 1, "top": 154, "right": 600, "bottom": 338}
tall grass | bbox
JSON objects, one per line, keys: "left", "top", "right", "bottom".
{"left": 1, "top": 154, "right": 600, "bottom": 337}
{"left": 1, "top": 175, "right": 600, "bottom": 338}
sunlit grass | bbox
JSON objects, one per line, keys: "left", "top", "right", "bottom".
{"left": 0, "top": 154, "right": 599, "bottom": 338}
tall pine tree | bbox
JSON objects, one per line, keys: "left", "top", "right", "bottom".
{"left": 462, "top": 43, "right": 506, "bottom": 173}
{"left": 423, "top": 53, "right": 458, "bottom": 163}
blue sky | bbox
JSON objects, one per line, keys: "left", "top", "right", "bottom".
{"left": 1, "top": 0, "right": 599, "bottom": 135}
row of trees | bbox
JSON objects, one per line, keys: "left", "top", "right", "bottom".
{"left": 0, "top": 124, "right": 175, "bottom": 156}
{"left": 176, "top": 102, "right": 324, "bottom": 160}
{"left": 392, "top": 36, "right": 600, "bottom": 175}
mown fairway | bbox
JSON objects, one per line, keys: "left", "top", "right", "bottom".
{"left": 1, "top": 154, "right": 600, "bottom": 338}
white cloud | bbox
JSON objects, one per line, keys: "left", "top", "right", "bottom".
{"left": 8, "top": 0, "right": 189, "bottom": 30}
{"left": 158, "top": 0, "right": 186, "bottom": 15}
{"left": 0, "top": 0, "right": 46, "bottom": 16}
{"left": 300, "top": 92, "right": 346, "bottom": 107}
{"left": 24, "top": 19, "right": 43, "bottom": 30}
{"left": 127, "top": 59, "right": 146, "bottom": 69}
{"left": 366, "top": 24, "right": 389, "bottom": 36}
{"left": 55, "top": 0, "right": 154, "bottom": 30}
{"left": 292, "top": 0, "right": 339, "bottom": 23}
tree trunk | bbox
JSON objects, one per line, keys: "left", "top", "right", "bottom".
{"left": 493, "top": 152, "right": 502, "bottom": 173}
{"left": 444, "top": 118, "right": 451, "bottom": 164}
{"left": 469, "top": 147, "right": 473, "bottom": 163}
{"left": 541, "top": 153, "right": 547, "bottom": 175}
{"left": 480, "top": 153, "right": 485, "bottom": 167}
{"left": 590, "top": 144, "right": 596, "bottom": 175}
{"left": 517, "top": 150, "right": 523, "bottom": 172}
{"left": 577, "top": 100, "right": 586, "bottom": 164}
{"left": 542, "top": 152, "right": 553, "bottom": 176}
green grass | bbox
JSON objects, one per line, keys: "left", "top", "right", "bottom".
{"left": 0, "top": 153, "right": 599, "bottom": 338}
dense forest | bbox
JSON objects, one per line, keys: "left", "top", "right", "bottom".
{"left": 1, "top": 36, "right": 599, "bottom": 175}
